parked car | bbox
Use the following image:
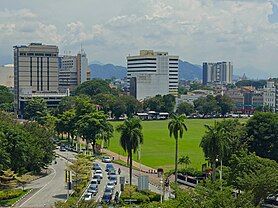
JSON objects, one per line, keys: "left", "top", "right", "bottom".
{"left": 106, "top": 181, "right": 115, "bottom": 190}
{"left": 93, "top": 175, "right": 102, "bottom": 184}
{"left": 92, "top": 163, "right": 101, "bottom": 171}
{"left": 88, "top": 184, "right": 98, "bottom": 195}
{"left": 102, "top": 156, "right": 112, "bottom": 163}
{"left": 84, "top": 193, "right": 93, "bottom": 201}
{"left": 105, "top": 163, "right": 114, "bottom": 172}
{"left": 60, "top": 146, "right": 66, "bottom": 151}
{"left": 104, "top": 186, "right": 113, "bottom": 196}
{"left": 108, "top": 169, "right": 116, "bottom": 176}
{"left": 108, "top": 175, "right": 117, "bottom": 185}
{"left": 94, "top": 170, "right": 103, "bottom": 179}
{"left": 90, "top": 179, "right": 98, "bottom": 185}
{"left": 102, "top": 193, "right": 112, "bottom": 204}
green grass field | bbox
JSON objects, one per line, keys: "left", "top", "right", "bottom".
{"left": 108, "top": 119, "right": 226, "bottom": 171}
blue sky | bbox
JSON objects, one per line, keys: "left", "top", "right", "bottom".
{"left": 0, "top": 0, "right": 277, "bottom": 78}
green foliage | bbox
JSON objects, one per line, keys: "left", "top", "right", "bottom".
{"left": 235, "top": 79, "right": 266, "bottom": 89}
{"left": 216, "top": 94, "right": 235, "bottom": 115}
{"left": 116, "top": 118, "right": 143, "bottom": 185}
{"left": 24, "top": 98, "right": 48, "bottom": 122}
{"left": 76, "top": 111, "right": 113, "bottom": 154}
{"left": 0, "top": 189, "right": 24, "bottom": 201}
{"left": 0, "top": 85, "right": 13, "bottom": 104}
{"left": 0, "top": 112, "right": 54, "bottom": 174}
{"left": 143, "top": 94, "right": 176, "bottom": 113}
{"left": 120, "top": 185, "right": 160, "bottom": 204}
{"left": 245, "top": 112, "right": 278, "bottom": 161}
{"left": 178, "top": 85, "right": 188, "bottom": 95}
{"left": 194, "top": 95, "right": 220, "bottom": 115}
{"left": 178, "top": 155, "right": 191, "bottom": 169}
{"left": 74, "top": 79, "right": 117, "bottom": 97}
{"left": 178, "top": 167, "right": 203, "bottom": 177}
{"left": 227, "top": 151, "right": 278, "bottom": 205}
{"left": 176, "top": 102, "right": 194, "bottom": 115}
{"left": 168, "top": 114, "right": 188, "bottom": 183}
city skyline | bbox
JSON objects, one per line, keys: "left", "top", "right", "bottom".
{"left": 0, "top": 0, "right": 278, "bottom": 78}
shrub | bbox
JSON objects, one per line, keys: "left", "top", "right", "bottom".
{"left": 0, "top": 189, "right": 23, "bottom": 200}
{"left": 179, "top": 167, "right": 203, "bottom": 177}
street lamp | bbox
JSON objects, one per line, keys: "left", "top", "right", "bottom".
{"left": 215, "top": 158, "right": 223, "bottom": 191}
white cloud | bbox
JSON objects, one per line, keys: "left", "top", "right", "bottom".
{"left": 0, "top": 0, "right": 277, "bottom": 77}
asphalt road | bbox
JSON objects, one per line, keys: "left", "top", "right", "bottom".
{"left": 83, "top": 160, "right": 165, "bottom": 204}
{"left": 18, "top": 156, "right": 70, "bottom": 208}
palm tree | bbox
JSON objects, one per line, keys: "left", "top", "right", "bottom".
{"left": 178, "top": 155, "right": 191, "bottom": 169}
{"left": 116, "top": 117, "right": 143, "bottom": 185}
{"left": 168, "top": 114, "right": 188, "bottom": 184}
{"left": 199, "top": 122, "right": 227, "bottom": 181}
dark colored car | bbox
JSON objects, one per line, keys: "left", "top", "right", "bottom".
{"left": 102, "top": 193, "right": 112, "bottom": 204}
{"left": 108, "top": 175, "right": 117, "bottom": 185}
{"left": 105, "top": 163, "right": 114, "bottom": 172}
{"left": 93, "top": 175, "right": 102, "bottom": 184}
{"left": 92, "top": 163, "right": 101, "bottom": 171}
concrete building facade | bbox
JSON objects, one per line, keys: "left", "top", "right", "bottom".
{"left": 58, "top": 50, "right": 89, "bottom": 92}
{"left": 263, "top": 79, "right": 277, "bottom": 112}
{"left": 127, "top": 50, "right": 179, "bottom": 100}
{"left": 13, "top": 43, "right": 67, "bottom": 116}
{"left": 203, "top": 62, "right": 233, "bottom": 85}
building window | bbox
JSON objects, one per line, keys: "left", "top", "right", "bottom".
{"left": 30, "top": 57, "right": 32, "bottom": 86}
{"left": 41, "top": 57, "right": 43, "bottom": 91}
{"left": 47, "top": 57, "right": 49, "bottom": 91}
{"left": 37, "top": 57, "right": 39, "bottom": 91}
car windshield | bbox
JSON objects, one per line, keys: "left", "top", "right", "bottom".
{"left": 107, "top": 181, "right": 114, "bottom": 185}
{"left": 95, "top": 170, "right": 102, "bottom": 173}
{"left": 85, "top": 194, "right": 90, "bottom": 197}
{"left": 110, "top": 176, "right": 117, "bottom": 179}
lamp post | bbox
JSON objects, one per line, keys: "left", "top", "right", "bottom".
{"left": 216, "top": 158, "right": 223, "bottom": 191}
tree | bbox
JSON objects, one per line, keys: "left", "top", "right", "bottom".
{"left": 216, "top": 95, "right": 234, "bottom": 116}
{"left": 121, "top": 95, "right": 142, "bottom": 117}
{"left": 162, "top": 94, "right": 176, "bottom": 113}
{"left": 143, "top": 95, "right": 164, "bottom": 112}
{"left": 111, "top": 98, "right": 126, "bottom": 119}
{"left": 57, "top": 96, "right": 78, "bottom": 114}
{"left": 91, "top": 93, "right": 116, "bottom": 113}
{"left": 116, "top": 117, "right": 143, "bottom": 185}
{"left": 176, "top": 102, "right": 195, "bottom": 115}
{"left": 74, "top": 79, "right": 118, "bottom": 97}
{"left": 57, "top": 109, "right": 76, "bottom": 144}
{"left": 0, "top": 85, "right": 13, "bottom": 105}
{"left": 245, "top": 112, "right": 278, "bottom": 161}
{"left": 194, "top": 95, "right": 220, "bottom": 115}
{"left": 77, "top": 111, "right": 113, "bottom": 154}
{"left": 227, "top": 151, "right": 278, "bottom": 205}
{"left": 24, "top": 98, "right": 48, "bottom": 122}
{"left": 200, "top": 122, "right": 228, "bottom": 181}
{"left": 168, "top": 114, "right": 188, "bottom": 184}
{"left": 178, "top": 155, "right": 191, "bottom": 169}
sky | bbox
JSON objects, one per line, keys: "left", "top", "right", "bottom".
{"left": 0, "top": 0, "right": 278, "bottom": 78}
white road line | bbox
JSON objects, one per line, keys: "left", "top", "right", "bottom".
{"left": 19, "top": 166, "right": 57, "bottom": 207}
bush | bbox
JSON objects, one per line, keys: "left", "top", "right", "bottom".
{"left": 0, "top": 189, "right": 23, "bottom": 200}
{"left": 179, "top": 167, "right": 203, "bottom": 177}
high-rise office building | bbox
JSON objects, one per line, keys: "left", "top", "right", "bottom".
{"left": 77, "top": 49, "right": 88, "bottom": 84}
{"left": 58, "top": 50, "right": 89, "bottom": 92}
{"left": 203, "top": 62, "right": 233, "bottom": 85}
{"left": 127, "top": 50, "right": 179, "bottom": 100}
{"left": 14, "top": 43, "right": 67, "bottom": 116}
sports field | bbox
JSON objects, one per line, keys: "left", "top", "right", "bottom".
{"left": 108, "top": 119, "right": 223, "bottom": 171}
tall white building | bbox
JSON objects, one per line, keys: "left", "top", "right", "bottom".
{"left": 127, "top": 50, "right": 179, "bottom": 100}
{"left": 77, "top": 49, "right": 88, "bottom": 84}
{"left": 263, "top": 79, "right": 277, "bottom": 112}
{"left": 0, "top": 64, "right": 14, "bottom": 88}
{"left": 203, "top": 62, "right": 233, "bottom": 85}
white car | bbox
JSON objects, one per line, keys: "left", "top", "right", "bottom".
{"left": 106, "top": 181, "right": 115, "bottom": 190}
{"left": 102, "top": 156, "right": 112, "bottom": 163}
{"left": 84, "top": 193, "right": 92, "bottom": 201}
{"left": 94, "top": 170, "right": 103, "bottom": 179}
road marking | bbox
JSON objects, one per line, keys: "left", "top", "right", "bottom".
{"left": 19, "top": 166, "right": 57, "bottom": 207}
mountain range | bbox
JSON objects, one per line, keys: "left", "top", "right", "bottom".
{"left": 89, "top": 60, "right": 203, "bottom": 80}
